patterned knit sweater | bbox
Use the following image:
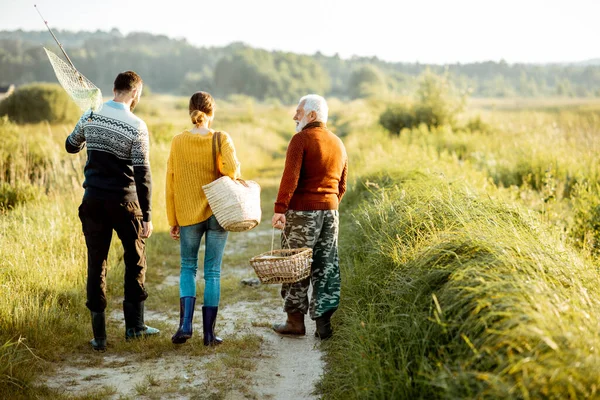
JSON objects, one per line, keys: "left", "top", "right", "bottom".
{"left": 166, "top": 130, "right": 241, "bottom": 227}
{"left": 66, "top": 100, "right": 152, "bottom": 221}
{"left": 275, "top": 121, "right": 348, "bottom": 213}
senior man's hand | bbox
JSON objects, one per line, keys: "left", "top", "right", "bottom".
{"left": 272, "top": 213, "right": 286, "bottom": 229}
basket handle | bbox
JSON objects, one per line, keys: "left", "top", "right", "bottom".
{"left": 211, "top": 131, "right": 222, "bottom": 180}
{"left": 271, "top": 227, "right": 292, "bottom": 255}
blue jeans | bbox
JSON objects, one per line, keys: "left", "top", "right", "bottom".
{"left": 179, "top": 216, "right": 228, "bottom": 307}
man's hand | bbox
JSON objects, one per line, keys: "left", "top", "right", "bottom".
{"left": 272, "top": 213, "right": 286, "bottom": 229}
{"left": 170, "top": 225, "right": 180, "bottom": 240}
{"left": 141, "top": 221, "right": 153, "bottom": 239}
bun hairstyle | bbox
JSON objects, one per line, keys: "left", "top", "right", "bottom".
{"left": 189, "top": 91, "right": 215, "bottom": 127}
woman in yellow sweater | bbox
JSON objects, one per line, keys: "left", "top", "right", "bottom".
{"left": 166, "top": 91, "right": 240, "bottom": 345}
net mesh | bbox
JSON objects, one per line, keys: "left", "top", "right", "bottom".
{"left": 44, "top": 47, "right": 103, "bottom": 112}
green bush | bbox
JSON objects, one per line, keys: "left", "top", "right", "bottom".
{"left": 378, "top": 103, "right": 415, "bottom": 134}
{"left": 0, "top": 182, "right": 40, "bottom": 211}
{"left": 414, "top": 71, "right": 465, "bottom": 127}
{"left": 464, "top": 115, "right": 492, "bottom": 133}
{"left": 379, "top": 71, "right": 466, "bottom": 135}
{"left": 0, "top": 83, "right": 81, "bottom": 124}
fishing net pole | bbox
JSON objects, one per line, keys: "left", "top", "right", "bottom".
{"left": 35, "top": 4, "right": 103, "bottom": 112}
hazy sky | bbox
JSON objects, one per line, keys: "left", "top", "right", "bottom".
{"left": 1, "top": 0, "right": 598, "bottom": 64}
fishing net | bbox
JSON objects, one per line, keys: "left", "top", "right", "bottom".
{"left": 44, "top": 47, "right": 103, "bottom": 112}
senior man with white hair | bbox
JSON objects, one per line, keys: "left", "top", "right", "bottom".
{"left": 271, "top": 94, "right": 348, "bottom": 340}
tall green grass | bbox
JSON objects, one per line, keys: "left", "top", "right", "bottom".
{"left": 320, "top": 99, "right": 600, "bottom": 399}
{"left": 323, "top": 171, "right": 600, "bottom": 399}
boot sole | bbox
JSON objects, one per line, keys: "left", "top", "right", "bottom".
{"left": 172, "top": 335, "right": 192, "bottom": 344}
{"left": 126, "top": 332, "right": 160, "bottom": 341}
{"left": 272, "top": 328, "right": 306, "bottom": 336}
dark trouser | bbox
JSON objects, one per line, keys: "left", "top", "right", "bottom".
{"left": 280, "top": 210, "right": 341, "bottom": 320}
{"left": 78, "top": 197, "right": 149, "bottom": 313}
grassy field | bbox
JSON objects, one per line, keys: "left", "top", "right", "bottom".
{"left": 1, "top": 94, "right": 600, "bottom": 399}
{"left": 0, "top": 96, "right": 293, "bottom": 399}
{"left": 320, "top": 99, "right": 600, "bottom": 399}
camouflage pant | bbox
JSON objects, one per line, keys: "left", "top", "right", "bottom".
{"left": 280, "top": 210, "right": 340, "bottom": 320}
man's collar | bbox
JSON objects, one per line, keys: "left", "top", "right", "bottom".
{"left": 106, "top": 100, "right": 128, "bottom": 110}
{"left": 302, "top": 121, "right": 325, "bottom": 131}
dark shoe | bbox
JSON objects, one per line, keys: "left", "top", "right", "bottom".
{"left": 202, "top": 306, "right": 223, "bottom": 346}
{"left": 315, "top": 310, "right": 334, "bottom": 340}
{"left": 123, "top": 301, "right": 160, "bottom": 340}
{"left": 272, "top": 312, "right": 306, "bottom": 336}
{"left": 172, "top": 297, "right": 196, "bottom": 344}
{"left": 90, "top": 311, "right": 107, "bottom": 351}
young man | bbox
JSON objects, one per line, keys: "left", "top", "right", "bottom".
{"left": 66, "top": 71, "right": 159, "bottom": 351}
{"left": 271, "top": 94, "right": 348, "bottom": 340}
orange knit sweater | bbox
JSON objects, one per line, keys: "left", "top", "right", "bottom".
{"left": 166, "top": 130, "right": 240, "bottom": 227}
{"left": 274, "top": 122, "right": 348, "bottom": 213}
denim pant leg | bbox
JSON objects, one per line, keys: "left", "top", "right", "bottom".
{"left": 179, "top": 222, "right": 207, "bottom": 297}
{"left": 203, "top": 216, "right": 228, "bottom": 307}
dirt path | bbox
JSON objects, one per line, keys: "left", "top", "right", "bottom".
{"left": 41, "top": 223, "right": 325, "bottom": 399}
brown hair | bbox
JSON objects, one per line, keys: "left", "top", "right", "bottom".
{"left": 114, "top": 71, "right": 143, "bottom": 93}
{"left": 189, "top": 91, "right": 215, "bottom": 126}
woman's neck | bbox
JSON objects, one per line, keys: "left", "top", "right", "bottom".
{"left": 189, "top": 125, "right": 212, "bottom": 135}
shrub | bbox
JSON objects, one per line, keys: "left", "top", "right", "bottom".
{"left": 464, "top": 115, "right": 492, "bottom": 133}
{"left": 414, "top": 71, "right": 465, "bottom": 128}
{"left": 0, "top": 83, "right": 81, "bottom": 124}
{"left": 0, "top": 182, "right": 40, "bottom": 211}
{"left": 378, "top": 103, "right": 415, "bottom": 135}
{"left": 379, "top": 71, "right": 467, "bottom": 135}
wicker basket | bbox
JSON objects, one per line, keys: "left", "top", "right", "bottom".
{"left": 249, "top": 248, "right": 313, "bottom": 284}
{"left": 202, "top": 176, "right": 261, "bottom": 232}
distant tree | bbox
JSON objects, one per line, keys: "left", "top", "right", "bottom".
{"left": 3, "top": 30, "right": 600, "bottom": 100}
{"left": 214, "top": 48, "right": 330, "bottom": 103}
{"left": 348, "top": 64, "right": 387, "bottom": 99}
{"left": 414, "top": 70, "right": 466, "bottom": 128}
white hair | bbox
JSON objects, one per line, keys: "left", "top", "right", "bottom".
{"left": 299, "top": 94, "right": 328, "bottom": 124}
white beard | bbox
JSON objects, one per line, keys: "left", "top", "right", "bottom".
{"left": 295, "top": 115, "right": 311, "bottom": 133}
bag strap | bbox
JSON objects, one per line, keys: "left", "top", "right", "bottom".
{"left": 211, "top": 131, "right": 222, "bottom": 180}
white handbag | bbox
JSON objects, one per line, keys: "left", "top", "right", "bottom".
{"left": 202, "top": 132, "right": 261, "bottom": 232}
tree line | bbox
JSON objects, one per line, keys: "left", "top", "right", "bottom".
{"left": 1, "top": 29, "right": 599, "bottom": 102}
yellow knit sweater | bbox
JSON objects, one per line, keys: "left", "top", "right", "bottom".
{"left": 166, "top": 130, "right": 241, "bottom": 227}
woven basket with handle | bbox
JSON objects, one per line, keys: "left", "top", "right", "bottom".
{"left": 202, "top": 131, "right": 261, "bottom": 232}
{"left": 249, "top": 229, "right": 313, "bottom": 284}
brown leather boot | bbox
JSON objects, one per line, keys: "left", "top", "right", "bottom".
{"left": 272, "top": 312, "right": 306, "bottom": 335}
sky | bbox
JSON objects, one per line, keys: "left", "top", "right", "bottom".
{"left": 1, "top": 0, "right": 598, "bottom": 64}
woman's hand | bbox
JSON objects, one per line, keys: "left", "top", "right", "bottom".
{"left": 170, "top": 225, "right": 180, "bottom": 240}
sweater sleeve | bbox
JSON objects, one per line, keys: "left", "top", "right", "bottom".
{"left": 219, "top": 132, "right": 241, "bottom": 180}
{"left": 132, "top": 121, "right": 152, "bottom": 222}
{"left": 65, "top": 110, "right": 91, "bottom": 153}
{"left": 166, "top": 140, "right": 177, "bottom": 227}
{"left": 338, "top": 157, "right": 348, "bottom": 203}
{"left": 274, "top": 134, "right": 304, "bottom": 213}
